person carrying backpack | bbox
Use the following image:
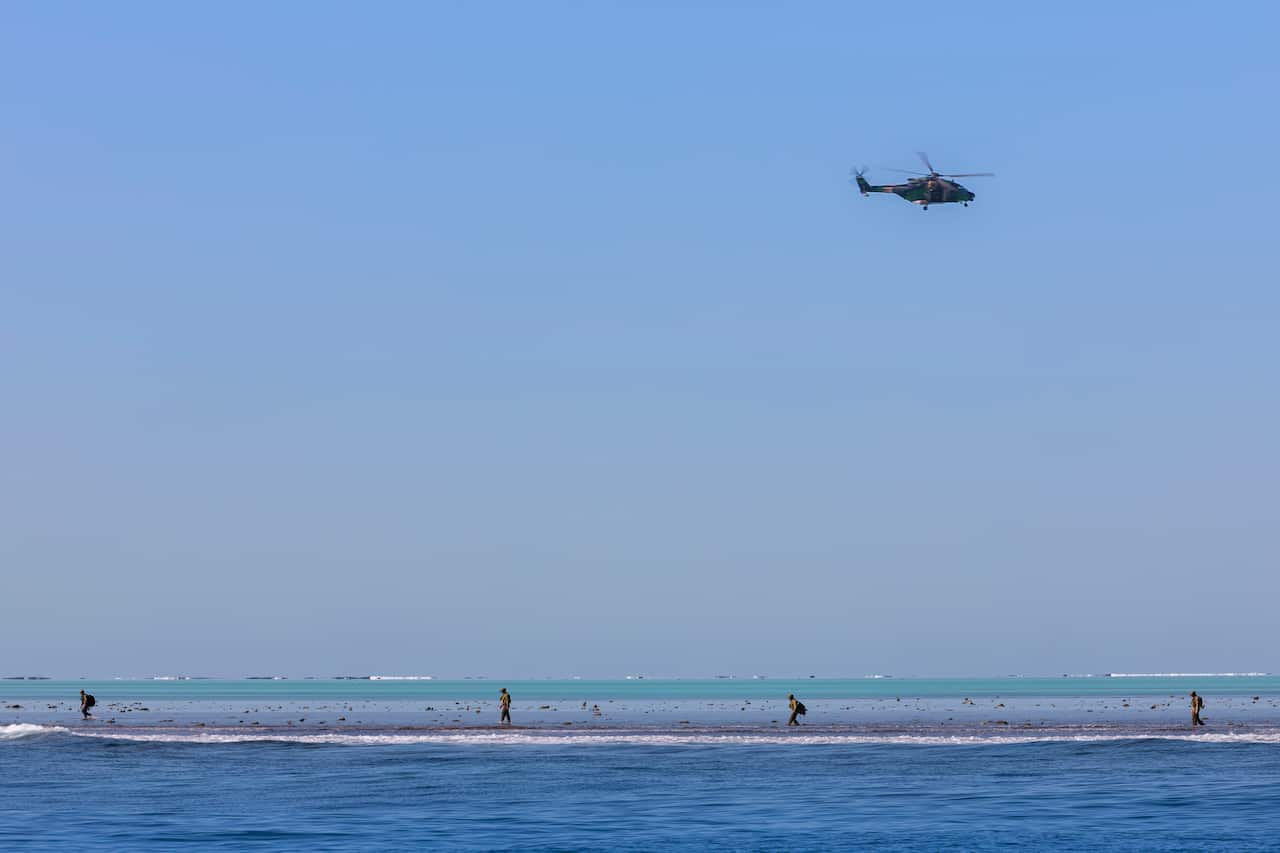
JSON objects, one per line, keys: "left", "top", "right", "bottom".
{"left": 79, "top": 689, "right": 96, "bottom": 719}
{"left": 499, "top": 688, "right": 512, "bottom": 724}
{"left": 788, "top": 694, "right": 807, "bottom": 726}
{"left": 1190, "top": 691, "right": 1206, "bottom": 726}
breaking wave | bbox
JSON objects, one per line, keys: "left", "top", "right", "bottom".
{"left": 0, "top": 723, "right": 69, "bottom": 740}
{"left": 44, "top": 728, "right": 1280, "bottom": 747}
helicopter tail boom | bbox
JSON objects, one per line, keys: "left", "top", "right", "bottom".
{"left": 854, "top": 173, "right": 892, "bottom": 195}
{"left": 850, "top": 167, "right": 899, "bottom": 196}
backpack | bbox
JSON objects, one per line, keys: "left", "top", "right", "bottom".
{"left": 795, "top": 701, "right": 807, "bottom": 716}
{"left": 85, "top": 694, "right": 96, "bottom": 708}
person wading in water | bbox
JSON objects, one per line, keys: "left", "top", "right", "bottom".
{"left": 499, "top": 688, "right": 512, "bottom": 724}
{"left": 787, "top": 694, "right": 806, "bottom": 726}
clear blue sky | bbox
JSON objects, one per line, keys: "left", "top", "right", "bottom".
{"left": 3, "top": 2, "right": 1277, "bottom": 677}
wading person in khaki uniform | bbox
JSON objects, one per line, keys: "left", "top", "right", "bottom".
{"left": 499, "top": 688, "right": 512, "bottom": 724}
{"left": 787, "top": 694, "right": 806, "bottom": 726}
{"left": 1190, "top": 691, "right": 1205, "bottom": 726}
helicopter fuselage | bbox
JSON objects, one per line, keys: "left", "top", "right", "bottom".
{"left": 896, "top": 177, "right": 974, "bottom": 206}
{"left": 857, "top": 174, "right": 975, "bottom": 207}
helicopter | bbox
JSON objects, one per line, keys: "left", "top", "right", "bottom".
{"left": 852, "top": 152, "right": 994, "bottom": 210}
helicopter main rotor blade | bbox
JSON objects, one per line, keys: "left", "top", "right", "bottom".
{"left": 878, "top": 167, "right": 928, "bottom": 176}
{"left": 916, "top": 151, "right": 936, "bottom": 174}
{"left": 942, "top": 172, "right": 995, "bottom": 178}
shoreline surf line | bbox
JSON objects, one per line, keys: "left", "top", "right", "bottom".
{"left": 7, "top": 722, "right": 1280, "bottom": 746}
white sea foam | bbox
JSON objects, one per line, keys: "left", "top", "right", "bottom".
{"left": 57, "top": 729, "right": 1280, "bottom": 747}
{"left": 369, "top": 675, "right": 434, "bottom": 681}
{"left": 0, "top": 723, "right": 69, "bottom": 740}
{"left": 1107, "top": 673, "right": 1270, "bottom": 678}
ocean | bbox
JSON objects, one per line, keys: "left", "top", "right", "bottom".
{"left": 3, "top": 676, "right": 1278, "bottom": 850}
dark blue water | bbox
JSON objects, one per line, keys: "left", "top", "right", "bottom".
{"left": 4, "top": 732, "right": 1279, "bottom": 851}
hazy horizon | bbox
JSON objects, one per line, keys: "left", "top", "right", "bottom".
{"left": 4, "top": 672, "right": 1274, "bottom": 684}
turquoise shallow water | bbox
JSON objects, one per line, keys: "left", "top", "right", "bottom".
{"left": 7, "top": 676, "right": 1279, "bottom": 735}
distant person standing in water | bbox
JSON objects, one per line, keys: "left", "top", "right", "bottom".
{"left": 1190, "top": 691, "right": 1206, "bottom": 726}
{"left": 499, "top": 688, "right": 512, "bottom": 724}
{"left": 79, "top": 689, "right": 95, "bottom": 719}
{"left": 787, "top": 694, "right": 806, "bottom": 726}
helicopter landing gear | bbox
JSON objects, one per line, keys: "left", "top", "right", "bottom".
{"left": 922, "top": 204, "right": 928, "bottom": 211}
{"left": 963, "top": 202, "right": 968, "bottom": 207}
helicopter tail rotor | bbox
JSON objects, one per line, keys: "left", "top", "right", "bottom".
{"left": 849, "top": 166, "right": 872, "bottom": 196}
